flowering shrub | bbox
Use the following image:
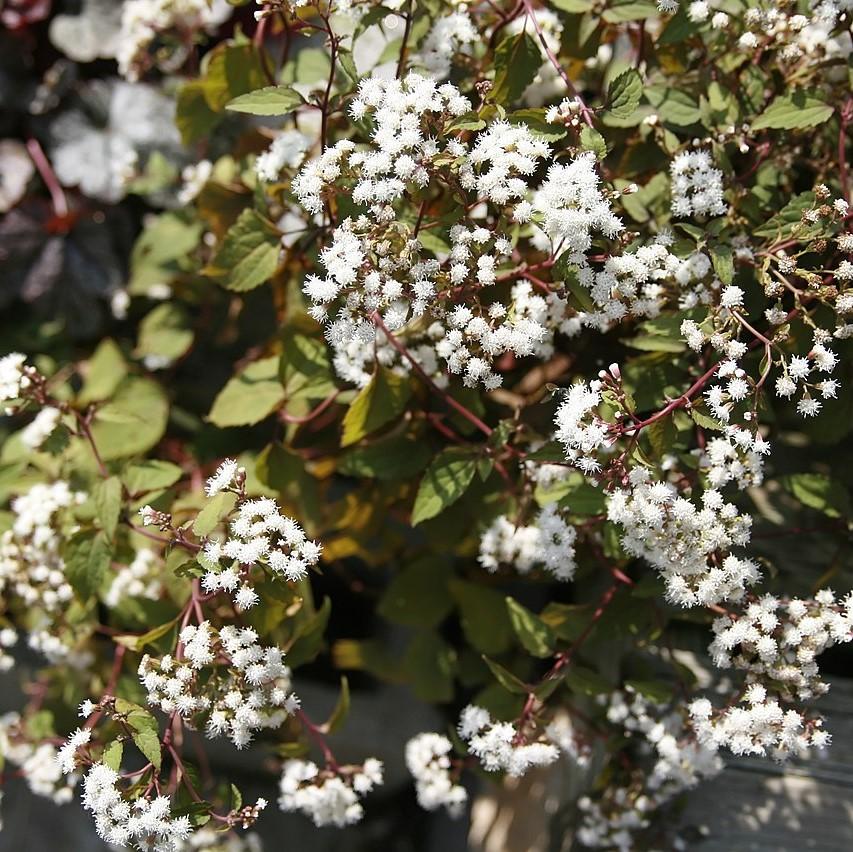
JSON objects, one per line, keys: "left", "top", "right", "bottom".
{"left": 1, "top": 0, "right": 852, "bottom": 849}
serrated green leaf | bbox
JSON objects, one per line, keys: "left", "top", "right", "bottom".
{"left": 377, "top": 556, "right": 453, "bottom": 628}
{"left": 193, "top": 491, "right": 238, "bottom": 537}
{"left": 752, "top": 92, "right": 833, "bottom": 131}
{"left": 607, "top": 69, "right": 643, "bottom": 119}
{"left": 115, "top": 699, "right": 161, "bottom": 770}
{"left": 492, "top": 32, "right": 542, "bottom": 105}
{"left": 102, "top": 740, "right": 124, "bottom": 772}
{"left": 136, "top": 303, "right": 194, "bottom": 364}
{"left": 482, "top": 655, "right": 528, "bottom": 694}
{"left": 123, "top": 460, "right": 183, "bottom": 495}
{"left": 339, "top": 435, "right": 431, "bottom": 481}
{"left": 781, "top": 473, "right": 850, "bottom": 519}
{"left": 94, "top": 476, "right": 122, "bottom": 540}
{"left": 341, "top": 367, "right": 411, "bottom": 447}
{"left": 64, "top": 531, "right": 111, "bottom": 601}
{"left": 91, "top": 378, "right": 169, "bottom": 461}
{"left": 449, "top": 579, "right": 512, "bottom": 655}
{"left": 226, "top": 85, "right": 303, "bottom": 115}
{"left": 207, "top": 209, "right": 280, "bottom": 292}
{"left": 208, "top": 357, "right": 285, "bottom": 427}
{"left": 506, "top": 597, "right": 556, "bottom": 658}
{"left": 78, "top": 340, "right": 128, "bottom": 405}
{"left": 580, "top": 125, "right": 608, "bottom": 160}
{"left": 411, "top": 448, "right": 477, "bottom": 525}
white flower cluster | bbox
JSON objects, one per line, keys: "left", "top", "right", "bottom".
{"left": 699, "top": 426, "right": 770, "bottom": 489}
{"left": 688, "top": 591, "right": 853, "bottom": 759}
{"left": 20, "top": 406, "right": 61, "bottom": 450}
{"left": 577, "top": 239, "right": 716, "bottom": 330}
{"left": 457, "top": 705, "right": 559, "bottom": 777}
{"left": 554, "top": 380, "right": 610, "bottom": 474}
{"left": 404, "top": 733, "right": 468, "bottom": 817}
{"left": 606, "top": 469, "right": 756, "bottom": 607}
{"left": 529, "top": 153, "right": 624, "bottom": 253}
{"left": 0, "top": 352, "right": 30, "bottom": 409}
{"left": 80, "top": 762, "right": 192, "bottom": 850}
{"left": 416, "top": 11, "right": 477, "bottom": 79}
{"left": 117, "top": 0, "right": 231, "bottom": 81}
{"left": 140, "top": 622, "right": 299, "bottom": 748}
{"left": 255, "top": 130, "right": 310, "bottom": 183}
{"left": 774, "top": 335, "right": 841, "bottom": 418}
{"left": 0, "top": 713, "right": 76, "bottom": 804}
{"left": 478, "top": 504, "right": 577, "bottom": 581}
{"left": 105, "top": 548, "right": 164, "bottom": 608}
{"left": 670, "top": 149, "right": 728, "bottom": 219}
{"left": 278, "top": 758, "right": 384, "bottom": 827}
{"left": 302, "top": 73, "right": 469, "bottom": 216}
{"left": 191, "top": 460, "right": 321, "bottom": 609}
{"left": 462, "top": 121, "right": 551, "bottom": 208}
{"left": 576, "top": 689, "right": 721, "bottom": 850}
{"left": 0, "top": 481, "right": 85, "bottom": 616}
{"left": 709, "top": 591, "right": 853, "bottom": 700}
{"left": 690, "top": 688, "right": 829, "bottom": 759}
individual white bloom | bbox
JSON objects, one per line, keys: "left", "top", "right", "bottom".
{"left": 688, "top": 1, "right": 709, "bottom": 21}
{"left": 554, "top": 380, "right": 610, "bottom": 473}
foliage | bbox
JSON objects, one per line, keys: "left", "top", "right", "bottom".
{"left": 0, "top": 0, "right": 852, "bottom": 850}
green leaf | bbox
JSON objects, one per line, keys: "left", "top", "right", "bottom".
{"left": 710, "top": 244, "right": 734, "bottom": 285}
{"left": 404, "top": 632, "right": 456, "bottom": 702}
{"left": 193, "top": 492, "right": 238, "bottom": 537}
{"left": 208, "top": 357, "right": 285, "bottom": 427}
{"left": 449, "top": 579, "right": 512, "bottom": 655}
{"left": 752, "top": 92, "right": 833, "bottom": 131}
{"left": 754, "top": 191, "right": 819, "bottom": 240}
{"left": 626, "top": 679, "right": 675, "bottom": 704}
{"left": 482, "top": 655, "right": 528, "bottom": 694}
{"left": 607, "top": 69, "right": 643, "bottom": 119}
{"left": 322, "top": 677, "right": 351, "bottom": 734}
{"left": 63, "top": 531, "right": 111, "bottom": 601}
{"left": 91, "top": 378, "right": 169, "bottom": 461}
{"left": 102, "top": 740, "right": 124, "bottom": 772}
{"left": 506, "top": 597, "right": 556, "bottom": 658}
{"left": 94, "top": 476, "right": 122, "bottom": 540}
{"left": 78, "top": 340, "right": 127, "bottom": 405}
{"left": 781, "top": 473, "right": 850, "bottom": 519}
{"left": 565, "top": 665, "right": 611, "bottom": 696}
{"left": 339, "top": 435, "right": 431, "bottom": 481}
{"left": 550, "top": 0, "right": 593, "bottom": 10}
{"left": 492, "top": 32, "right": 542, "bottom": 105}
{"left": 602, "top": 0, "right": 658, "bottom": 22}
{"left": 646, "top": 86, "right": 701, "bottom": 126}
{"left": 207, "top": 209, "right": 280, "bottom": 292}
{"left": 136, "top": 303, "right": 194, "bottom": 364}
{"left": 114, "top": 618, "right": 179, "bottom": 653}
{"left": 341, "top": 367, "right": 411, "bottom": 447}
{"left": 115, "top": 698, "right": 161, "bottom": 770}
{"left": 175, "top": 81, "right": 220, "bottom": 145}
{"left": 580, "top": 125, "right": 607, "bottom": 160}
{"left": 123, "top": 460, "right": 183, "bottom": 495}
{"left": 411, "top": 448, "right": 477, "bottom": 525}
{"left": 377, "top": 556, "right": 454, "bottom": 628}
{"left": 280, "top": 332, "right": 335, "bottom": 404}
{"left": 287, "top": 597, "right": 331, "bottom": 667}
{"left": 226, "top": 85, "right": 303, "bottom": 115}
